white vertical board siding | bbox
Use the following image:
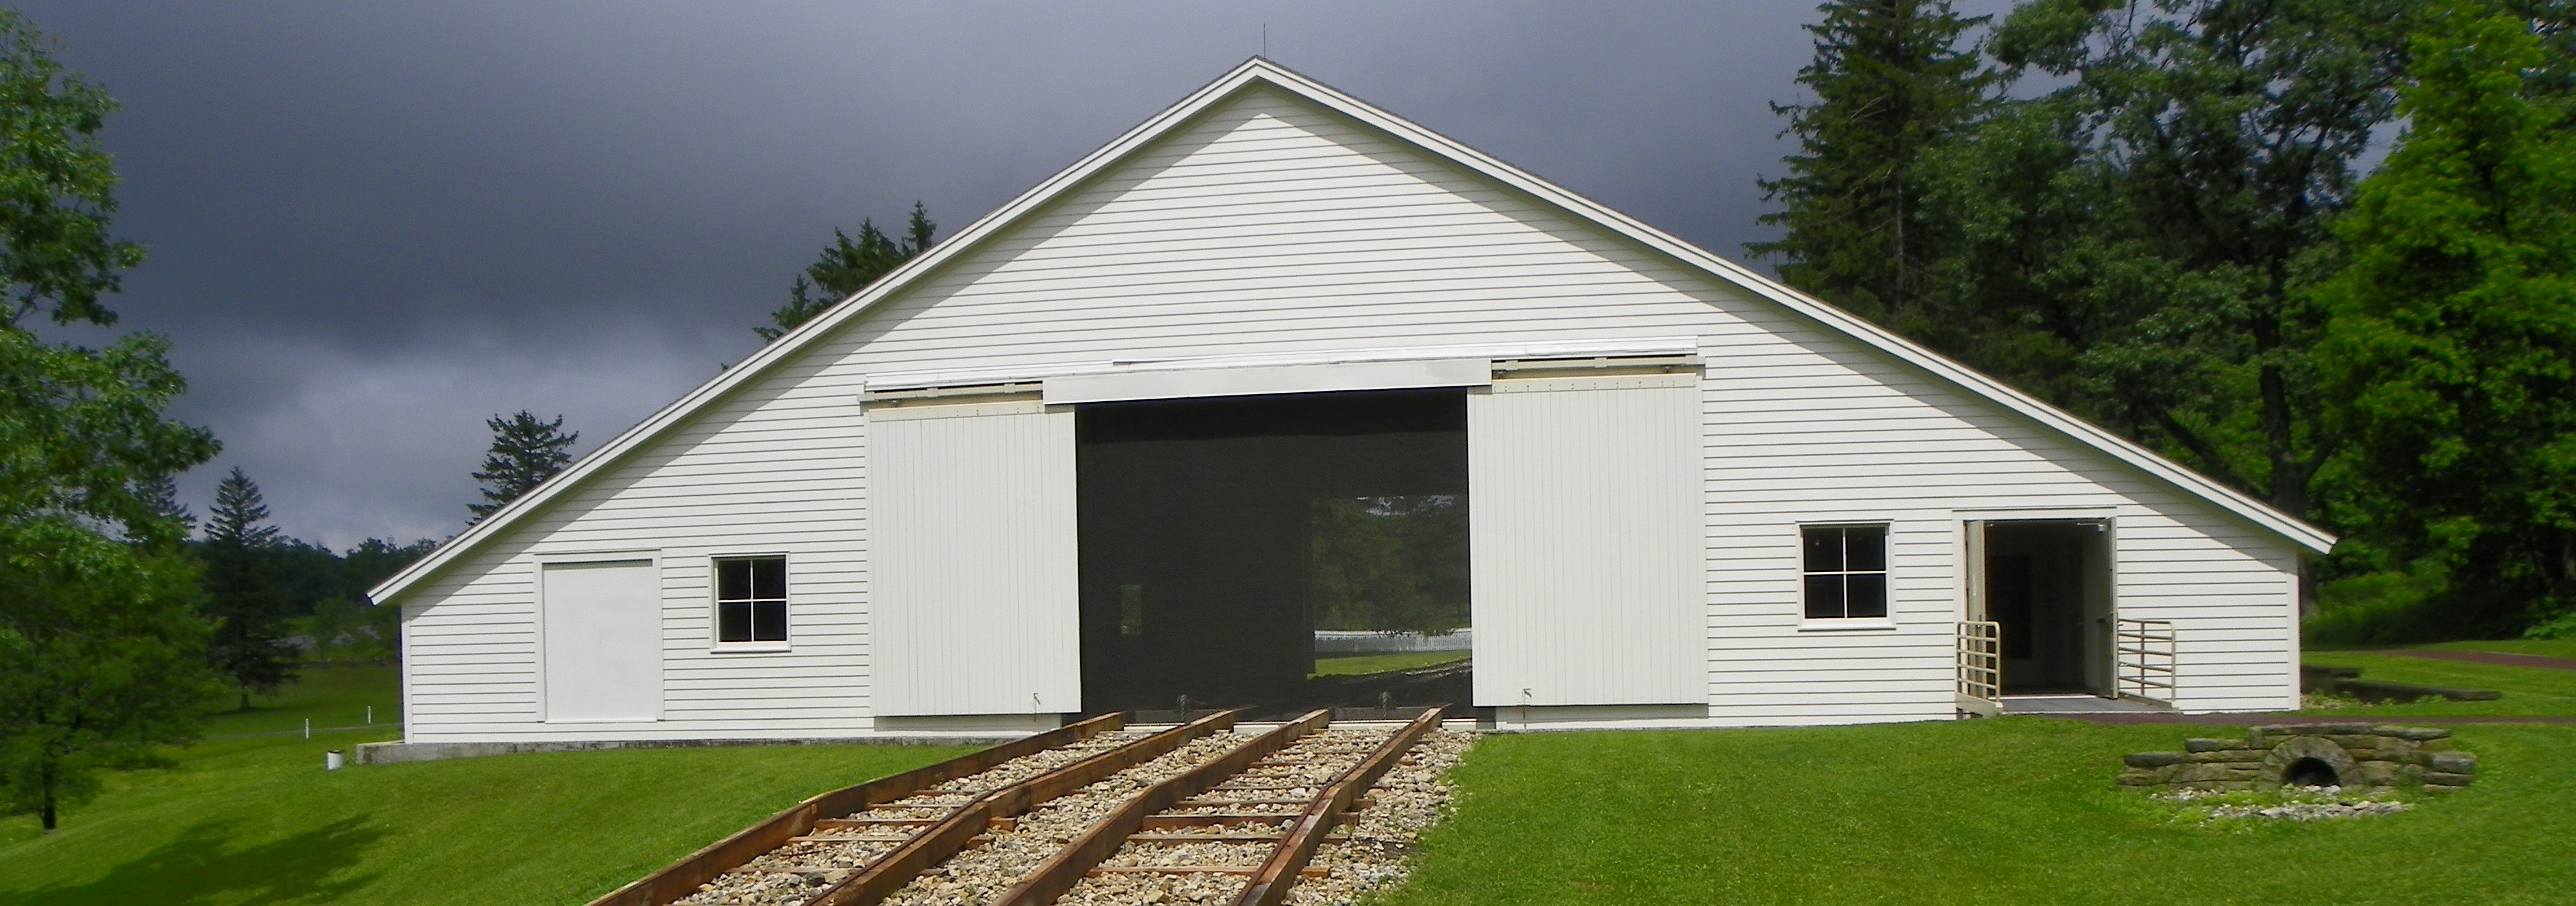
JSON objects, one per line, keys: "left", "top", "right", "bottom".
{"left": 394, "top": 80, "right": 2302, "bottom": 738}
{"left": 540, "top": 560, "right": 663, "bottom": 722}
{"left": 1470, "top": 373, "right": 1705, "bottom": 707}
{"left": 867, "top": 401, "right": 1081, "bottom": 716}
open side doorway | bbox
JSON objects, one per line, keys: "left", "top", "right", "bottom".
{"left": 1966, "top": 519, "right": 2116, "bottom": 702}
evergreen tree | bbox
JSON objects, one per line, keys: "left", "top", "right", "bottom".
{"left": 1751, "top": 0, "right": 1999, "bottom": 327}
{"left": 469, "top": 411, "right": 577, "bottom": 521}
{"left": 2315, "top": 0, "right": 2576, "bottom": 636}
{"left": 0, "top": 9, "right": 222, "bottom": 831}
{"left": 759, "top": 202, "right": 936, "bottom": 341}
{"left": 202, "top": 467, "right": 295, "bottom": 709}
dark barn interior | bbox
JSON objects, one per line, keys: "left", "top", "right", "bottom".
{"left": 1076, "top": 389, "right": 1469, "bottom": 718}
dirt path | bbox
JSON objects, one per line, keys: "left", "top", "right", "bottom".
{"left": 2375, "top": 649, "right": 2576, "bottom": 671}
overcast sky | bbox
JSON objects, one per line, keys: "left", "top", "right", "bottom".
{"left": 20, "top": 1, "right": 2019, "bottom": 549}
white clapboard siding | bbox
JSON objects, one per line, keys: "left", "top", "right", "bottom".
{"left": 865, "top": 401, "right": 1081, "bottom": 716}
{"left": 1469, "top": 373, "right": 1705, "bottom": 707}
{"left": 394, "top": 74, "right": 2305, "bottom": 742}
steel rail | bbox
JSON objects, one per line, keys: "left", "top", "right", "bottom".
{"left": 805, "top": 709, "right": 1243, "bottom": 906}
{"left": 584, "top": 712, "right": 1128, "bottom": 906}
{"left": 1230, "top": 707, "right": 1447, "bottom": 906}
{"left": 990, "top": 709, "right": 1335, "bottom": 906}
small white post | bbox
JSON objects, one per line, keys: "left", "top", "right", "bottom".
{"left": 325, "top": 750, "right": 345, "bottom": 771}
{"left": 366, "top": 705, "right": 373, "bottom": 725}
{"left": 303, "top": 718, "right": 311, "bottom": 739}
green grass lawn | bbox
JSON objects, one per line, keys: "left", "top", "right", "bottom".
{"left": 2413, "top": 638, "right": 2576, "bottom": 661}
{"left": 2298, "top": 650, "right": 2576, "bottom": 716}
{"left": 1384, "top": 719, "right": 2576, "bottom": 905}
{"left": 1311, "top": 652, "right": 1469, "bottom": 677}
{"left": 0, "top": 729, "right": 970, "bottom": 905}
{"left": 203, "top": 664, "right": 405, "bottom": 737}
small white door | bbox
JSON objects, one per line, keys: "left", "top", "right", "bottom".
{"left": 541, "top": 559, "right": 663, "bottom": 722}
{"left": 869, "top": 399, "right": 1081, "bottom": 716}
{"left": 1469, "top": 372, "right": 1705, "bottom": 707}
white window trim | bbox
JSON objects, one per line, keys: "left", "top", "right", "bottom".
{"left": 708, "top": 552, "right": 793, "bottom": 653}
{"left": 1794, "top": 521, "right": 1894, "bottom": 629}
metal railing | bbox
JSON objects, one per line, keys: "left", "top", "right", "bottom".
{"left": 2115, "top": 618, "right": 2177, "bottom": 707}
{"left": 1956, "top": 621, "right": 2002, "bottom": 717}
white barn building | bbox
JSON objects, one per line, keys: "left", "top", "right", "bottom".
{"left": 370, "top": 60, "right": 2333, "bottom": 745}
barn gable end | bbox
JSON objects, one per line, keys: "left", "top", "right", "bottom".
{"left": 381, "top": 60, "right": 2327, "bottom": 743}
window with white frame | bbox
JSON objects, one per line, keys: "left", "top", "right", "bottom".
{"left": 1802, "top": 525, "right": 1889, "bottom": 619}
{"left": 716, "top": 557, "right": 788, "bottom": 643}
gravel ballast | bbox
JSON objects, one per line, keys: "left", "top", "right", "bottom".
{"left": 673, "top": 730, "right": 1156, "bottom": 906}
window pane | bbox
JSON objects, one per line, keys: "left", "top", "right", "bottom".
{"left": 718, "top": 601, "right": 752, "bottom": 643}
{"left": 717, "top": 559, "right": 749, "bottom": 602}
{"left": 1845, "top": 573, "right": 1888, "bottom": 619}
{"left": 1803, "top": 574, "right": 1845, "bottom": 619}
{"left": 753, "top": 601, "right": 788, "bottom": 641}
{"left": 1802, "top": 528, "right": 1843, "bottom": 573}
{"left": 753, "top": 557, "right": 786, "bottom": 601}
{"left": 1845, "top": 525, "right": 1887, "bottom": 571}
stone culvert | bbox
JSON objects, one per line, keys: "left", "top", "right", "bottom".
{"left": 2117, "top": 723, "right": 2478, "bottom": 794}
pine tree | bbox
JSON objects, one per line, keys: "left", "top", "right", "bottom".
{"left": 201, "top": 467, "right": 295, "bottom": 710}
{"left": 469, "top": 411, "right": 578, "bottom": 521}
{"left": 1751, "top": 0, "right": 1998, "bottom": 327}
{"left": 758, "top": 202, "right": 936, "bottom": 341}
{"left": 2316, "top": 0, "right": 2576, "bottom": 636}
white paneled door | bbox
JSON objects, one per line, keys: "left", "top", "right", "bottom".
{"left": 868, "top": 399, "right": 1082, "bottom": 716}
{"left": 1469, "top": 373, "right": 1705, "bottom": 707}
{"left": 541, "top": 559, "right": 663, "bottom": 722}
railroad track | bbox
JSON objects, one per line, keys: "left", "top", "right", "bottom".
{"left": 592, "top": 707, "right": 1452, "bottom": 906}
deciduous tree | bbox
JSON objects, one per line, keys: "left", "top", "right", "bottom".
{"left": 2315, "top": 0, "right": 2576, "bottom": 636}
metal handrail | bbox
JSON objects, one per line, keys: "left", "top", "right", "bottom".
{"left": 2115, "top": 618, "right": 2177, "bottom": 706}
{"left": 1956, "top": 621, "right": 2002, "bottom": 717}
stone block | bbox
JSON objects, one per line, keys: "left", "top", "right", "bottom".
{"left": 2187, "top": 751, "right": 2254, "bottom": 764}
{"left": 2430, "top": 752, "right": 2479, "bottom": 773}
{"left": 2184, "top": 738, "right": 2248, "bottom": 753}
{"left": 2125, "top": 751, "right": 2187, "bottom": 768}
{"left": 2353, "top": 762, "right": 2401, "bottom": 786}
{"left": 2327, "top": 734, "right": 2382, "bottom": 749}
{"left": 2219, "top": 768, "right": 2263, "bottom": 780}
{"left": 2384, "top": 726, "right": 2451, "bottom": 741}
{"left": 2168, "top": 764, "right": 2230, "bottom": 783}
{"left": 2343, "top": 747, "right": 2379, "bottom": 761}
{"left": 2425, "top": 771, "right": 2476, "bottom": 787}
{"left": 2425, "top": 784, "right": 2468, "bottom": 793}
{"left": 2117, "top": 769, "right": 2160, "bottom": 786}
{"left": 2401, "top": 763, "right": 2427, "bottom": 779}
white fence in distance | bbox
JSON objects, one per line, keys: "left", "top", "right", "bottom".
{"left": 1313, "top": 629, "right": 1473, "bottom": 655}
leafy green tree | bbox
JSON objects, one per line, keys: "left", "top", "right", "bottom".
{"left": 2315, "top": 0, "right": 2576, "bottom": 637}
{"left": 0, "top": 10, "right": 221, "bottom": 832}
{"left": 203, "top": 467, "right": 296, "bottom": 709}
{"left": 1307, "top": 496, "right": 1470, "bottom": 634}
{"left": 0, "top": 520, "right": 218, "bottom": 832}
{"left": 1752, "top": 0, "right": 1999, "bottom": 327}
{"left": 1922, "top": 0, "right": 2421, "bottom": 522}
{"left": 759, "top": 202, "right": 936, "bottom": 341}
{"left": 468, "top": 411, "right": 578, "bottom": 522}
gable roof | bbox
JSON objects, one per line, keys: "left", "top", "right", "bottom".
{"left": 373, "top": 59, "right": 2332, "bottom": 604}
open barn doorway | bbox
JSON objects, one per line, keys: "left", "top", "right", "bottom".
{"left": 1076, "top": 389, "right": 1470, "bottom": 720}
{"left": 1973, "top": 520, "right": 2115, "bottom": 698}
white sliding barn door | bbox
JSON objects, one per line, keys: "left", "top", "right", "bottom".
{"left": 1470, "top": 373, "right": 1705, "bottom": 707}
{"left": 869, "top": 399, "right": 1081, "bottom": 716}
{"left": 541, "top": 559, "right": 663, "bottom": 722}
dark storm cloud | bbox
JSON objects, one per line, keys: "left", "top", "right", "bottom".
{"left": 13, "top": 1, "right": 2015, "bottom": 547}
